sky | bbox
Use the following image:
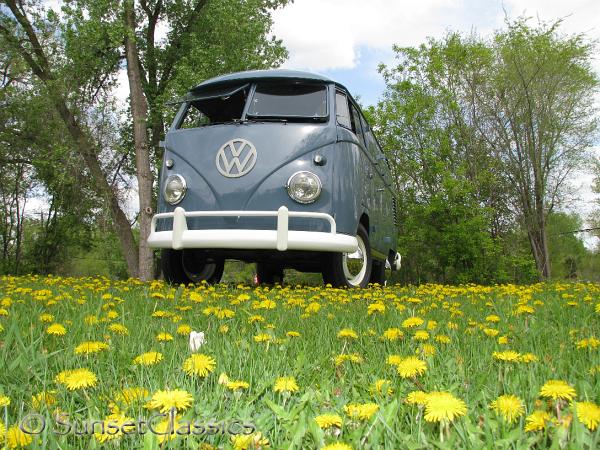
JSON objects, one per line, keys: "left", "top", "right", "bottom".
{"left": 271, "top": 0, "right": 600, "bottom": 106}
{"left": 269, "top": 0, "right": 600, "bottom": 247}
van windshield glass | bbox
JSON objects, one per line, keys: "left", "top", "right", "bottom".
{"left": 247, "top": 83, "right": 327, "bottom": 121}
{"left": 178, "top": 84, "right": 250, "bottom": 128}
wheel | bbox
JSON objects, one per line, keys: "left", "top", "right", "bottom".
{"left": 370, "top": 259, "right": 386, "bottom": 285}
{"left": 256, "top": 263, "right": 284, "bottom": 284}
{"left": 322, "top": 223, "right": 372, "bottom": 288}
{"left": 161, "top": 249, "right": 224, "bottom": 285}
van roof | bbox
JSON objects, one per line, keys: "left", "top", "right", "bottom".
{"left": 191, "top": 69, "right": 344, "bottom": 92}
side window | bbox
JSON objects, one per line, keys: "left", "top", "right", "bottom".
{"left": 335, "top": 91, "right": 351, "bottom": 128}
{"left": 179, "top": 104, "right": 211, "bottom": 129}
{"left": 350, "top": 104, "right": 365, "bottom": 144}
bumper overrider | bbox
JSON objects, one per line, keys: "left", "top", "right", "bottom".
{"left": 147, "top": 206, "right": 359, "bottom": 253}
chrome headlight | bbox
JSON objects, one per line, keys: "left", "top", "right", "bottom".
{"left": 163, "top": 174, "right": 187, "bottom": 205}
{"left": 286, "top": 171, "right": 322, "bottom": 204}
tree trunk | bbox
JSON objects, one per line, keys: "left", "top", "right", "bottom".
{"left": 2, "top": 0, "right": 140, "bottom": 277}
{"left": 124, "top": 0, "right": 155, "bottom": 281}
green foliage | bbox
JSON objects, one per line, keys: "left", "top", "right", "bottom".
{"left": 371, "top": 17, "right": 598, "bottom": 283}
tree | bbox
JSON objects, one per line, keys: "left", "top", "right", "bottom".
{"left": 373, "top": 18, "right": 598, "bottom": 281}
{"left": 466, "top": 19, "right": 598, "bottom": 279}
{"left": 1, "top": 0, "right": 288, "bottom": 279}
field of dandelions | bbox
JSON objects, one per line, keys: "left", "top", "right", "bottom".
{"left": 0, "top": 276, "right": 599, "bottom": 449}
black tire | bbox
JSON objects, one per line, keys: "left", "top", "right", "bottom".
{"left": 161, "top": 249, "right": 224, "bottom": 285}
{"left": 256, "top": 263, "right": 284, "bottom": 285}
{"left": 322, "top": 223, "right": 372, "bottom": 288}
{"left": 370, "top": 259, "right": 386, "bottom": 285}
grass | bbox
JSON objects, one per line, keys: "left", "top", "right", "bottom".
{"left": 0, "top": 276, "right": 599, "bottom": 449}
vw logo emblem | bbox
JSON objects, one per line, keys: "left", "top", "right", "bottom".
{"left": 215, "top": 138, "right": 257, "bottom": 178}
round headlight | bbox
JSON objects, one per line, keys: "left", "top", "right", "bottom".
{"left": 286, "top": 171, "right": 322, "bottom": 204}
{"left": 163, "top": 174, "right": 187, "bottom": 205}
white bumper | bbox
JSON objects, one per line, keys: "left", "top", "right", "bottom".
{"left": 147, "top": 206, "right": 358, "bottom": 253}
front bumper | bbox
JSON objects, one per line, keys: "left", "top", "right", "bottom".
{"left": 147, "top": 206, "right": 358, "bottom": 253}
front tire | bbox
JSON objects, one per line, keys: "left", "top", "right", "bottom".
{"left": 322, "top": 223, "right": 372, "bottom": 288}
{"left": 161, "top": 249, "right": 224, "bottom": 285}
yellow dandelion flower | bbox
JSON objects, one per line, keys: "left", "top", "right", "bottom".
{"left": 177, "top": 324, "right": 192, "bottom": 335}
{"left": 498, "top": 336, "right": 509, "bottom": 345}
{"left": 387, "top": 354, "right": 402, "bottom": 366}
{"left": 231, "top": 431, "right": 270, "bottom": 450}
{"left": 74, "top": 341, "right": 109, "bottom": 355}
{"left": 396, "top": 357, "right": 427, "bottom": 378}
{"left": 413, "top": 330, "right": 429, "bottom": 341}
{"left": 334, "top": 353, "right": 363, "bottom": 366}
{"left": 315, "top": 414, "right": 343, "bottom": 429}
{"left": 182, "top": 354, "right": 216, "bottom": 377}
{"left": 321, "top": 443, "right": 352, "bottom": 450}
{"left": 273, "top": 376, "right": 299, "bottom": 393}
{"left": 94, "top": 413, "right": 136, "bottom": 443}
{"left": 286, "top": 331, "right": 301, "bottom": 337}
{"left": 337, "top": 328, "right": 358, "bottom": 339}
{"left": 435, "top": 334, "right": 451, "bottom": 344}
{"left": 424, "top": 392, "right": 467, "bottom": 423}
{"left": 492, "top": 350, "right": 521, "bottom": 362}
{"left": 524, "top": 410, "right": 551, "bottom": 432}
{"left": 84, "top": 315, "right": 99, "bottom": 325}
{"left": 519, "top": 353, "right": 537, "bottom": 363}
{"left": 219, "top": 324, "right": 229, "bottom": 334}
{"left": 254, "top": 333, "right": 272, "bottom": 343}
{"left": 55, "top": 368, "right": 97, "bottom": 390}
{"left": 46, "top": 323, "right": 67, "bottom": 336}
{"left": 370, "top": 379, "right": 393, "bottom": 396}
{"left": 31, "top": 391, "right": 56, "bottom": 409}
{"left": 116, "top": 387, "right": 149, "bottom": 404}
{"left": 575, "top": 401, "right": 600, "bottom": 431}
{"left": 367, "top": 302, "right": 385, "bottom": 315}
{"left": 515, "top": 305, "right": 534, "bottom": 315}
{"left": 483, "top": 328, "right": 499, "bottom": 337}
{"left": 156, "top": 332, "right": 173, "bottom": 342}
{"left": 146, "top": 389, "right": 193, "bottom": 413}
{"left": 402, "top": 317, "right": 424, "bottom": 328}
{"left": 108, "top": 323, "right": 129, "bottom": 335}
{"left": 485, "top": 315, "right": 500, "bottom": 323}
{"left": 0, "top": 422, "right": 5, "bottom": 444}
{"left": 539, "top": 380, "right": 576, "bottom": 402}
{"left": 0, "top": 395, "right": 10, "bottom": 407}
{"left": 344, "top": 402, "right": 379, "bottom": 420}
{"left": 226, "top": 380, "right": 250, "bottom": 391}
{"left": 576, "top": 338, "right": 600, "bottom": 349}
{"left": 133, "top": 351, "right": 163, "bottom": 366}
{"left": 406, "top": 390, "right": 429, "bottom": 406}
{"left": 6, "top": 424, "right": 32, "bottom": 448}
{"left": 382, "top": 328, "right": 404, "bottom": 341}
{"left": 490, "top": 394, "right": 525, "bottom": 423}
{"left": 39, "top": 313, "right": 54, "bottom": 323}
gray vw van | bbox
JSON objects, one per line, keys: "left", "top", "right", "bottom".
{"left": 148, "top": 69, "right": 401, "bottom": 287}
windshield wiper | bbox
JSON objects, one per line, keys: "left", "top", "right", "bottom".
{"left": 246, "top": 115, "right": 288, "bottom": 123}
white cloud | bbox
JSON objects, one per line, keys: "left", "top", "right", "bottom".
{"left": 272, "top": 0, "right": 482, "bottom": 71}
{"left": 272, "top": 0, "right": 600, "bottom": 72}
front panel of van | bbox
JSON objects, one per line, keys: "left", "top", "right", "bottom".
{"left": 156, "top": 82, "right": 353, "bottom": 236}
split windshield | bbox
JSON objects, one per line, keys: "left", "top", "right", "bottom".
{"left": 247, "top": 83, "right": 327, "bottom": 120}
{"left": 178, "top": 82, "right": 328, "bottom": 129}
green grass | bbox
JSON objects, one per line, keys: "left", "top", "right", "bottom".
{"left": 0, "top": 276, "right": 599, "bottom": 449}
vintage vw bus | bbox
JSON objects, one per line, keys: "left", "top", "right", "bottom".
{"left": 148, "top": 69, "right": 401, "bottom": 287}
